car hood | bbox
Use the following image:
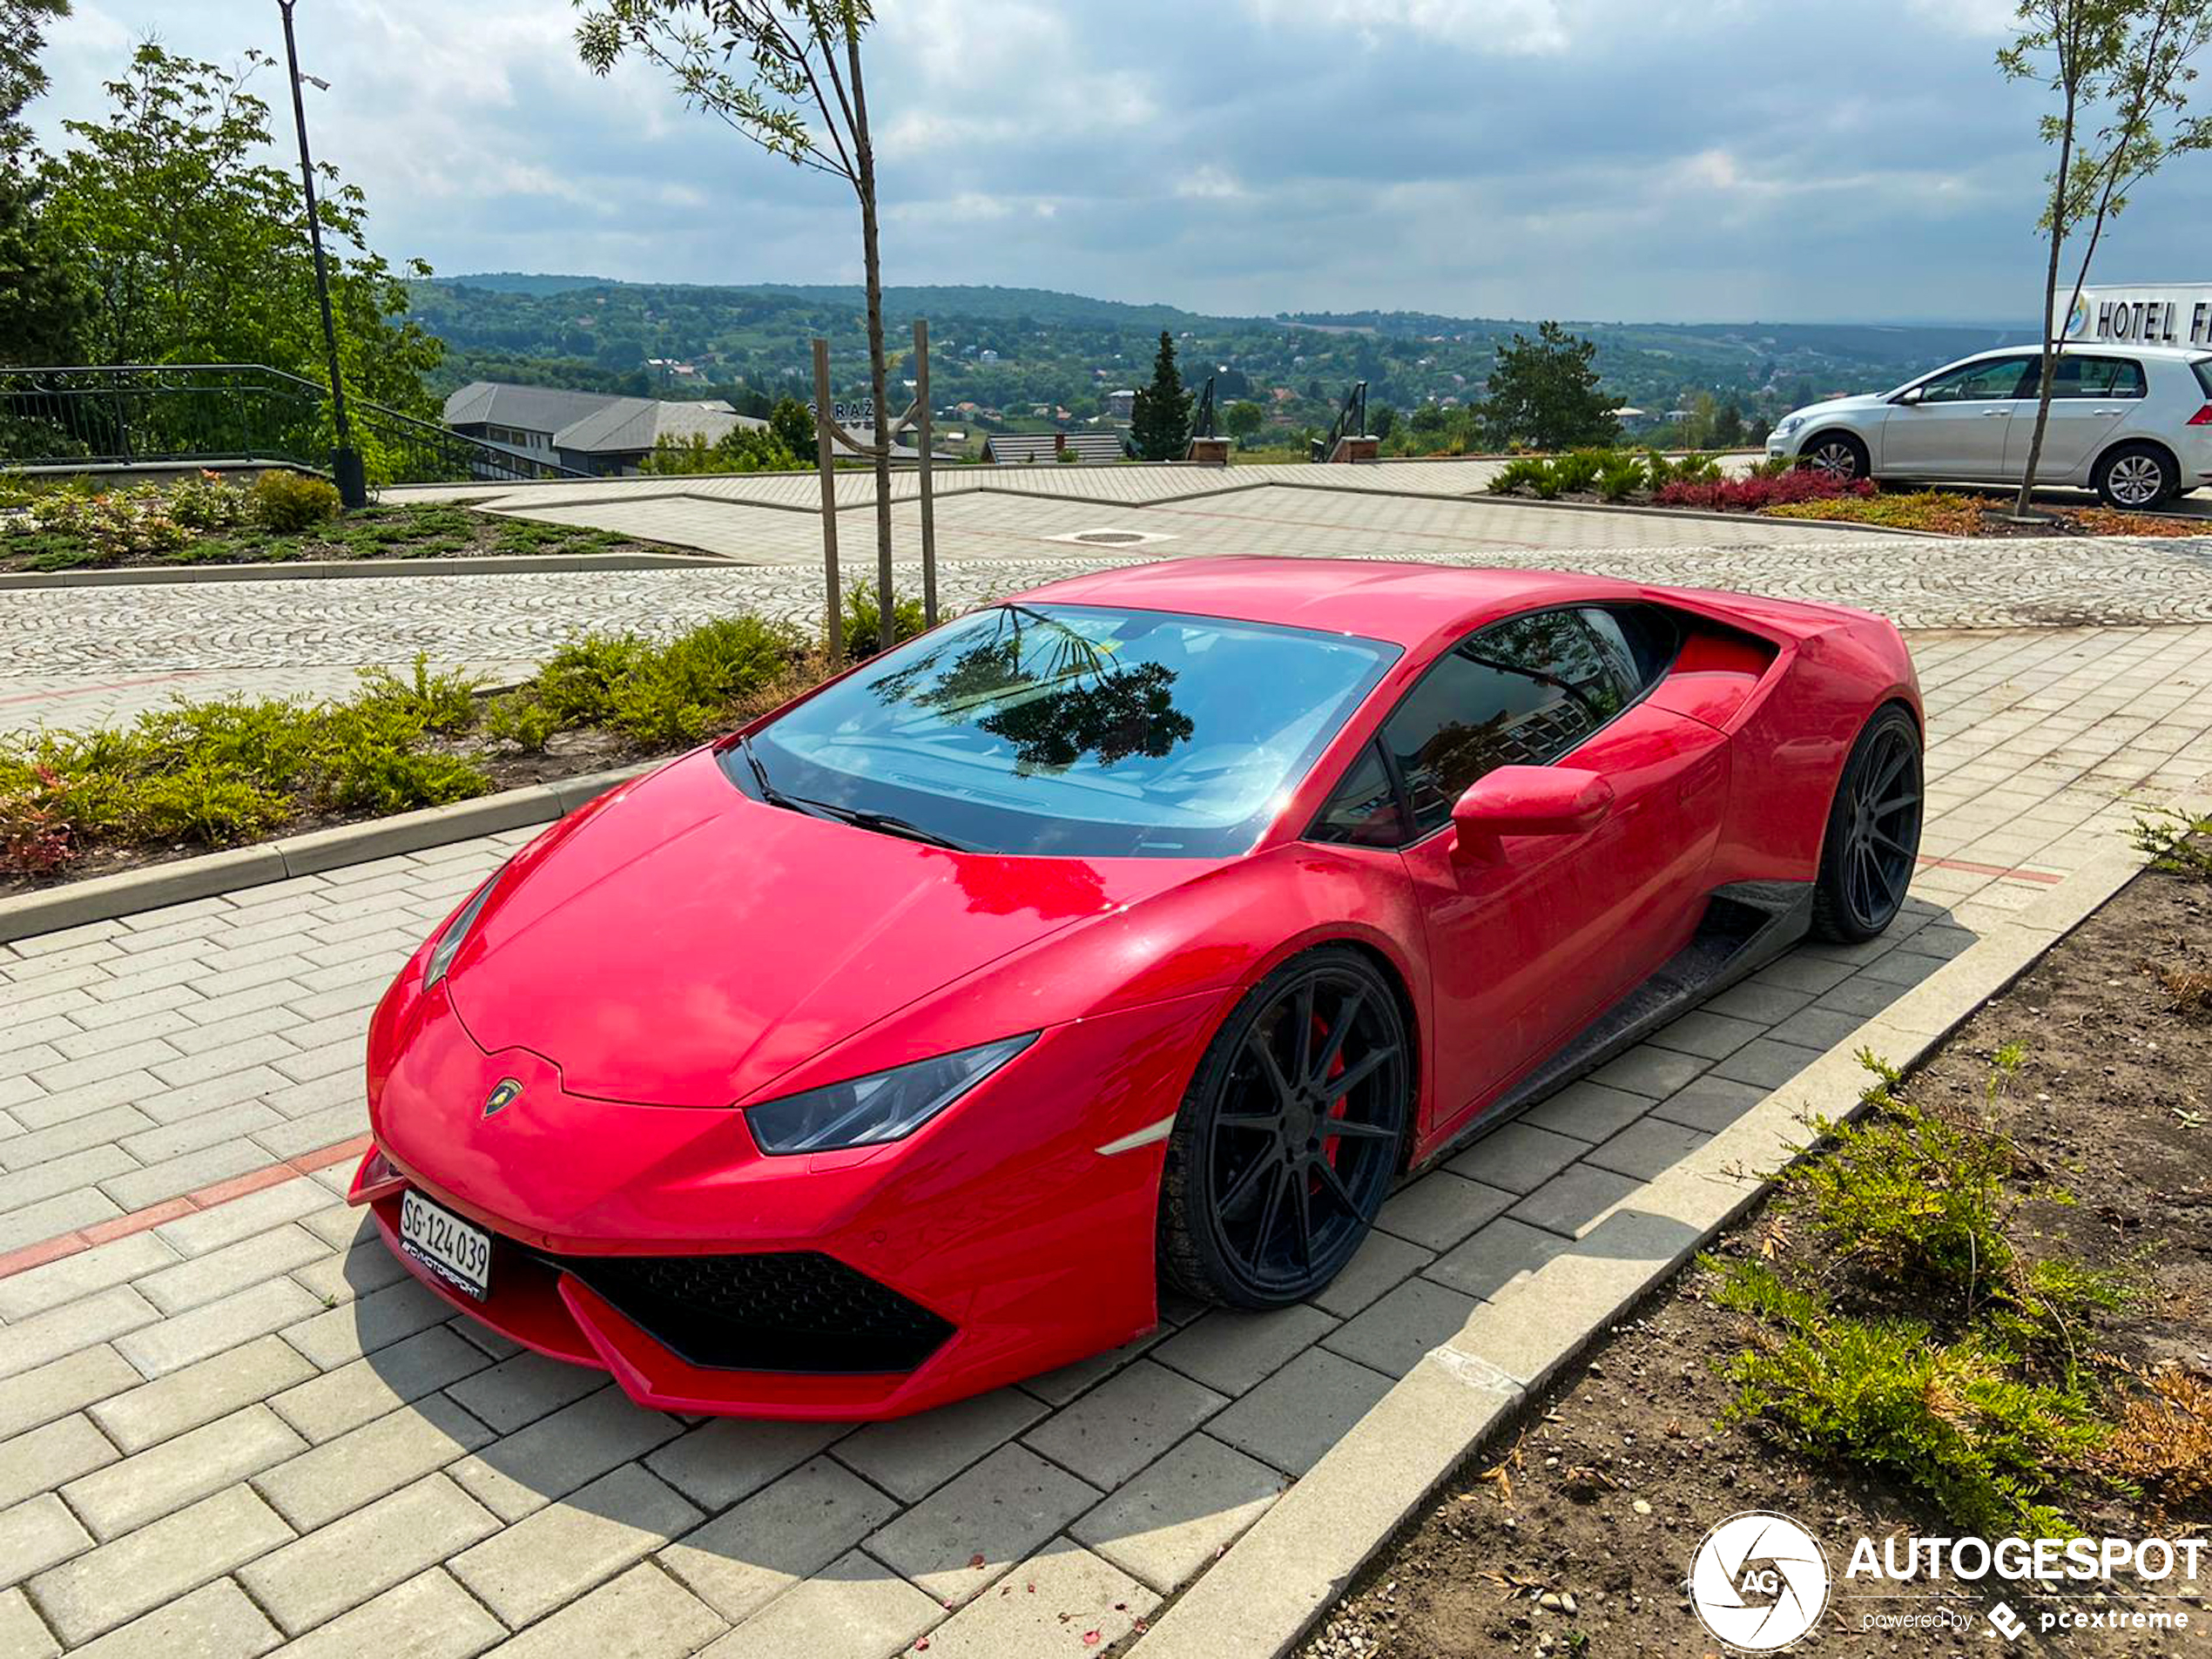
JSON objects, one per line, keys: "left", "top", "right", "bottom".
{"left": 445, "top": 748, "right": 1210, "bottom": 1108}
{"left": 1777, "top": 392, "right": 1891, "bottom": 429}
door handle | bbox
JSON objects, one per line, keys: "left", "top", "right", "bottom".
{"left": 1981, "top": 409, "right": 2011, "bottom": 418}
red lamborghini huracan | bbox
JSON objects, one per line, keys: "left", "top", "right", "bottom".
{"left": 352, "top": 557, "right": 1923, "bottom": 1419}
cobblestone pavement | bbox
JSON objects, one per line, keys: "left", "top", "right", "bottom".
{"left": 6, "top": 467, "right": 2212, "bottom": 731}
{"left": 1, "top": 623, "right": 2208, "bottom": 1656}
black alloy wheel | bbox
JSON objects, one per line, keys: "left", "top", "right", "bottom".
{"left": 1160, "top": 948, "right": 1411, "bottom": 1308}
{"left": 1811, "top": 705, "right": 1923, "bottom": 943}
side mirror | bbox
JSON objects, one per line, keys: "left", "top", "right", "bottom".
{"left": 1896, "top": 386, "right": 1925, "bottom": 406}
{"left": 1451, "top": 766, "right": 1614, "bottom": 861}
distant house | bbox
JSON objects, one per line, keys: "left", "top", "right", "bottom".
{"left": 443, "top": 381, "right": 767, "bottom": 475}
{"left": 982, "top": 432, "right": 1129, "bottom": 466}
{"left": 1103, "top": 389, "right": 1136, "bottom": 419}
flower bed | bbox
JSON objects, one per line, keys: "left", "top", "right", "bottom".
{"left": 0, "top": 469, "right": 653, "bottom": 572}
{"left": 1767, "top": 489, "right": 2209, "bottom": 538}
{"left": 0, "top": 583, "right": 926, "bottom": 891}
{"left": 1654, "top": 469, "right": 1873, "bottom": 511}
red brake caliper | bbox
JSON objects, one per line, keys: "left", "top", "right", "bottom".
{"left": 1315, "top": 1011, "right": 1349, "bottom": 1179}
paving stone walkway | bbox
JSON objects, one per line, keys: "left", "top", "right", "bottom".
{"left": 6, "top": 479, "right": 2212, "bottom": 731}
{"left": 2, "top": 620, "right": 2208, "bottom": 1656}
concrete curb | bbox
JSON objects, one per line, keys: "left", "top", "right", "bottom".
{"left": 0, "top": 762, "right": 653, "bottom": 944}
{"left": 0, "top": 550, "right": 735, "bottom": 590}
{"left": 1130, "top": 837, "right": 2161, "bottom": 1659}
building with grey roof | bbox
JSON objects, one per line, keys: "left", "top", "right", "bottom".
{"left": 442, "top": 381, "right": 767, "bottom": 475}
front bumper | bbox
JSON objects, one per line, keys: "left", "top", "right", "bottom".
{"left": 354, "top": 973, "right": 1223, "bottom": 1420}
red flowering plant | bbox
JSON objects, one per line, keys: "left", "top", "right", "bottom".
{"left": 0, "top": 765, "right": 75, "bottom": 876}
{"left": 1655, "top": 470, "right": 1876, "bottom": 512}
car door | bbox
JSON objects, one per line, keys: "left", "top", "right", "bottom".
{"left": 1883, "top": 354, "right": 2037, "bottom": 478}
{"left": 1315, "top": 605, "right": 1729, "bottom": 1137}
{"left": 2010, "top": 354, "right": 2144, "bottom": 480}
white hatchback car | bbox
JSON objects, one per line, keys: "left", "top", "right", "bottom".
{"left": 1765, "top": 343, "right": 2212, "bottom": 507}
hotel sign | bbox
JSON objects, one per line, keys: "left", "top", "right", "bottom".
{"left": 2056, "top": 284, "right": 2212, "bottom": 347}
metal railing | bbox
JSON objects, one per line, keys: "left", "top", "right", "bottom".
{"left": 1190, "top": 374, "right": 1217, "bottom": 441}
{"left": 0, "top": 364, "right": 586, "bottom": 486}
{"left": 1311, "top": 380, "right": 1369, "bottom": 462}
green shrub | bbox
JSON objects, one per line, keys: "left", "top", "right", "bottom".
{"left": 248, "top": 469, "right": 342, "bottom": 532}
{"left": 354, "top": 654, "right": 484, "bottom": 735}
{"left": 1712, "top": 1260, "right": 2101, "bottom": 1537}
{"left": 0, "top": 608, "right": 809, "bottom": 879}
{"left": 529, "top": 633, "right": 653, "bottom": 727}
{"left": 603, "top": 615, "right": 799, "bottom": 747}
{"left": 1487, "top": 456, "right": 1549, "bottom": 496}
{"left": 2130, "top": 805, "right": 2212, "bottom": 881}
{"left": 1552, "top": 449, "right": 1606, "bottom": 494}
{"left": 131, "top": 763, "right": 291, "bottom": 845}
{"left": 483, "top": 693, "right": 561, "bottom": 753}
{"left": 1597, "top": 454, "right": 1647, "bottom": 501}
{"left": 319, "top": 743, "right": 490, "bottom": 815}
{"left": 842, "top": 583, "right": 927, "bottom": 659}
{"left": 165, "top": 470, "right": 251, "bottom": 529}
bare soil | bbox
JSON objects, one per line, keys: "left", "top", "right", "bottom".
{"left": 1303, "top": 867, "right": 2212, "bottom": 1657}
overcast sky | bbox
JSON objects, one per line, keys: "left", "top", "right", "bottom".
{"left": 28, "top": 0, "right": 2212, "bottom": 324}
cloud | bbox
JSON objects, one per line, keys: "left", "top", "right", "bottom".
{"left": 21, "top": 0, "right": 2212, "bottom": 323}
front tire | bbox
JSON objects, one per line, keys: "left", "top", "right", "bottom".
{"left": 2094, "top": 442, "right": 2175, "bottom": 509}
{"left": 1811, "top": 705, "right": 1924, "bottom": 944}
{"left": 1158, "top": 948, "right": 1411, "bottom": 1309}
{"left": 1800, "top": 431, "right": 1870, "bottom": 483}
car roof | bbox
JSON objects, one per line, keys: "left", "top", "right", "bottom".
{"left": 1011, "top": 557, "right": 1635, "bottom": 650}
{"left": 1954, "top": 341, "right": 2209, "bottom": 361}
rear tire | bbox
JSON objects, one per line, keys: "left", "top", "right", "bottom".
{"left": 1811, "top": 705, "right": 1923, "bottom": 944}
{"left": 1800, "top": 431, "right": 1869, "bottom": 482}
{"left": 1158, "top": 948, "right": 1410, "bottom": 1310}
{"left": 2094, "top": 442, "right": 2176, "bottom": 509}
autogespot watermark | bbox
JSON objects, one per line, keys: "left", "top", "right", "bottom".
{"left": 1686, "top": 1512, "right": 2202, "bottom": 1649}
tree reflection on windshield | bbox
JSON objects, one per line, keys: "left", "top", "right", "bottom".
{"left": 865, "top": 606, "right": 1195, "bottom": 776}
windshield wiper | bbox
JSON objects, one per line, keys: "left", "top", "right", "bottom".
{"left": 736, "top": 735, "right": 972, "bottom": 851}
{"left": 801, "top": 799, "right": 975, "bottom": 852}
{"left": 737, "top": 733, "right": 824, "bottom": 820}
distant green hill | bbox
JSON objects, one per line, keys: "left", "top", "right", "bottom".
{"left": 414, "top": 276, "right": 2037, "bottom": 431}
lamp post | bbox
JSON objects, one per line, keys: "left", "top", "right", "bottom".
{"left": 277, "top": 0, "right": 367, "bottom": 508}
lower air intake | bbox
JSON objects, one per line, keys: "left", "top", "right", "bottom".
{"left": 553, "top": 1249, "right": 954, "bottom": 1374}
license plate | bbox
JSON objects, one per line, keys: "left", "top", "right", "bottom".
{"left": 399, "top": 1189, "right": 493, "bottom": 1301}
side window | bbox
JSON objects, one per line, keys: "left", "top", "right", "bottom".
{"left": 1580, "top": 605, "right": 1678, "bottom": 693}
{"left": 1917, "top": 356, "right": 2034, "bottom": 403}
{"left": 1382, "top": 610, "right": 1630, "bottom": 836}
{"left": 1309, "top": 742, "right": 1410, "bottom": 848}
{"left": 2044, "top": 355, "right": 2147, "bottom": 399}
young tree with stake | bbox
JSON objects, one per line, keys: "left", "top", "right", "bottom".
{"left": 2001, "top": 0, "right": 2212, "bottom": 518}
{"left": 576, "top": 0, "right": 900, "bottom": 642}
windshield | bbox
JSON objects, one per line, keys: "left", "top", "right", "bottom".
{"left": 726, "top": 602, "right": 1399, "bottom": 857}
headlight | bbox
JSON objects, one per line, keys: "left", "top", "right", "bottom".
{"left": 423, "top": 870, "right": 502, "bottom": 988}
{"left": 1773, "top": 415, "right": 1805, "bottom": 438}
{"left": 745, "top": 1035, "right": 1036, "bottom": 1155}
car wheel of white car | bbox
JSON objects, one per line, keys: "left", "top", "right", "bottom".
{"left": 2095, "top": 443, "right": 2174, "bottom": 510}
{"left": 1802, "top": 433, "right": 1868, "bottom": 482}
